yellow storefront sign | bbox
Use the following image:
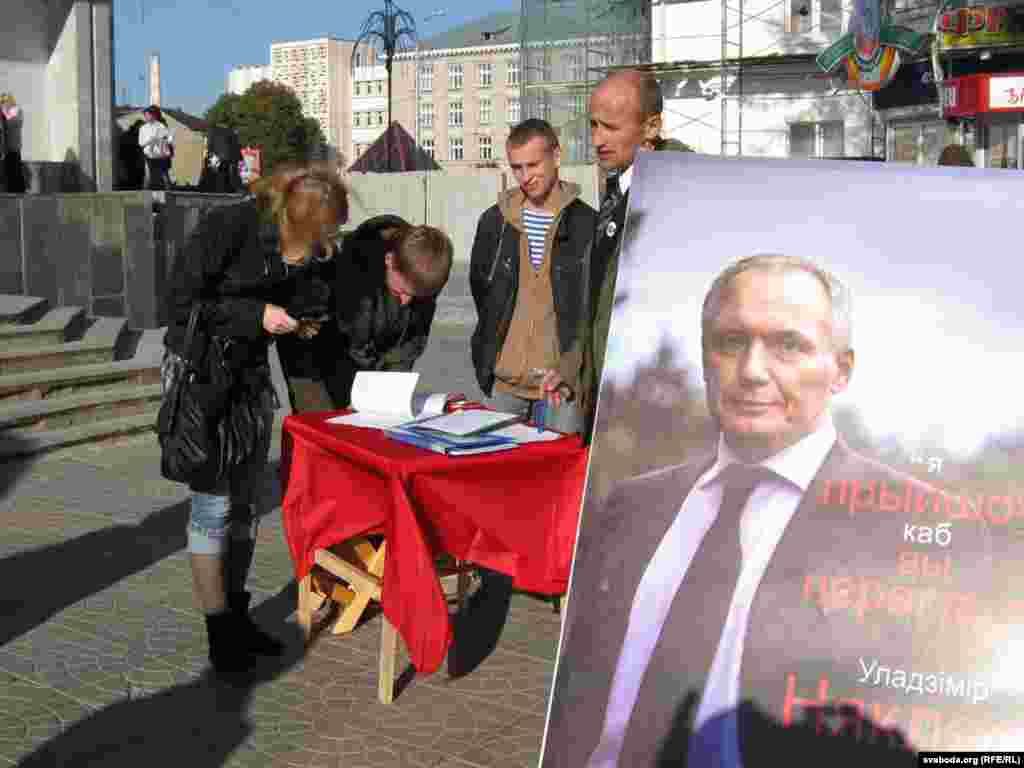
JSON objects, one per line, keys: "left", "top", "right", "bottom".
{"left": 938, "top": 6, "right": 1024, "bottom": 49}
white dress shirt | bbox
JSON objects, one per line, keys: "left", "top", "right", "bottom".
{"left": 586, "top": 418, "right": 838, "bottom": 768}
{"left": 617, "top": 163, "right": 634, "bottom": 195}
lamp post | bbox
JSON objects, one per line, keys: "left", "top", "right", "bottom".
{"left": 416, "top": 9, "right": 447, "bottom": 169}
{"left": 353, "top": 0, "right": 418, "bottom": 172}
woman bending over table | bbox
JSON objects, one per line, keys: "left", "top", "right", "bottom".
{"left": 162, "top": 161, "right": 348, "bottom": 682}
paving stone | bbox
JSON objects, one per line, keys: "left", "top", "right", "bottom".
{"left": 1, "top": 318, "right": 566, "bottom": 767}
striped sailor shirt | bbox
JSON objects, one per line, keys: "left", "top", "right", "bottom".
{"left": 522, "top": 208, "right": 555, "bottom": 270}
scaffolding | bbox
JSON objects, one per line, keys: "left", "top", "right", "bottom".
{"left": 519, "top": 0, "right": 652, "bottom": 162}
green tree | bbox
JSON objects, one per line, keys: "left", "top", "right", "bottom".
{"left": 204, "top": 81, "right": 325, "bottom": 176}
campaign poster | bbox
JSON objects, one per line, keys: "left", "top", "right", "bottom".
{"left": 542, "top": 152, "right": 1024, "bottom": 767}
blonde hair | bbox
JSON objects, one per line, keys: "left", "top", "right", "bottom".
{"left": 251, "top": 161, "right": 349, "bottom": 259}
{"left": 0, "top": 94, "right": 14, "bottom": 109}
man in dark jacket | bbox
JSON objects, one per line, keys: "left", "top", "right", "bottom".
{"left": 541, "top": 70, "right": 684, "bottom": 442}
{"left": 469, "top": 118, "right": 596, "bottom": 434}
{"left": 277, "top": 215, "right": 454, "bottom": 411}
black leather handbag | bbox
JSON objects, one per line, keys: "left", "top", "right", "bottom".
{"left": 157, "top": 303, "right": 236, "bottom": 491}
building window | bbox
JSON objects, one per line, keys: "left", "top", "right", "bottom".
{"left": 568, "top": 54, "right": 584, "bottom": 81}
{"left": 354, "top": 82, "right": 362, "bottom": 97}
{"left": 787, "top": 0, "right": 842, "bottom": 34}
{"left": 423, "top": 138, "right": 434, "bottom": 158}
{"left": 354, "top": 112, "right": 363, "bottom": 127}
{"left": 479, "top": 62, "right": 493, "bottom": 87}
{"left": 529, "top": 52, "right": 550, "bottom": 83}
{"left": 571, "top": 92, "right": 586, "bottom": 117}
{"left": 507, "top": 58, "right": 520, "bottom": 86}
{"left": 507, "top": 96, "right": 520, "bottom": 124}
{"left": 449, "top": 63, "right": 463, "bottom": 91}
{"left": 376, "top": 80, "right": 385, "bottom": 95}
{"left": 820, "top": 0, "right": 842, "bottom": 35}
{"left": 419, "top": 64, "right": 433, "bottom": 94}
{"left": 449, "top": 100, "right": 463, "bottom": 127}
{"left": 479, "top": 98, "right": 493, "bottom": 125}
{"left": 449, "top": 137, "right": 464, "bottom": 161}
{"left": 377, "top": 110, "right": 386, "bottom": 126}
{"left": 418, "top": 102, "right": 433, "bottom": 129}
{"left": 479, "top": 135, "right": 493, "bottom": 161}
{"left": 789, "top": 120, "right": 844, "bottom": 158}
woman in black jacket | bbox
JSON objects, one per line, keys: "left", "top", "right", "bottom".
{"left": 162, "top": 161, "right": 348, "bottom": 682}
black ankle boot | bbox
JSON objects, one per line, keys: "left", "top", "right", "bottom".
{"left": 205, "top": 610, "right": 255, "bottom": 685}
{"left": 228, "top": 591, "right": 285, "bottom": 656}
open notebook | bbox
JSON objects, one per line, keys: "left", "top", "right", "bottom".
{"left": 326, "top": 372, "right": 457, "bottom": 429}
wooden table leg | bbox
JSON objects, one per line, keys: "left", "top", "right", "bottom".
{"left": 330, "top": 540, "right": 386, "bottom": 635}
{"left": 297, "top": 575, "right": 315, "bottom": 643}
{"left": 379, "top": 617, "right": 399, "bottom": 704}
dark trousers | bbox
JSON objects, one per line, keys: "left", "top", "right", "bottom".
{"left": 145, "top": 157, "right": 171, "bottom": 190}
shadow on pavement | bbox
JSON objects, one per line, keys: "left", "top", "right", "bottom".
{"left": 0, "top": 444, "right": 38, "bottom": 505}
{"left": 17, "top": 583, "right": 304, "bottom": 768}
{"left": 0, "top": 500, "right": 191, "bottom": 647}
{"left": 449, "top": 569, "right": 514, "bottom": 678}
{"left": 0, "top": 461, "right": 284, "bottom": 648}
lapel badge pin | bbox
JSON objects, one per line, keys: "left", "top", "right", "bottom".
{"left": 605, "top": 221, "right": 618, "bottom": 238}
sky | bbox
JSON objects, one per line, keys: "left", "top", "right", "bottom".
{"left": 113, "top": 0, "right": 518, "bottom": 117}
{"left": 605, "top": 152, "right": 1024, "bottom": 460}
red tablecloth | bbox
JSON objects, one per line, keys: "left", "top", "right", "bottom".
{"left": 280, "top": 412, "right": 588, "bottom": 675}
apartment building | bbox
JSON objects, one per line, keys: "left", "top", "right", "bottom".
{"left": 270, "top": 38, "right": 381, "bottom": 165}
{"left": 351, "top": 47, "right": 390, "bottom": 161}
{"left": 226, "top": 64, "right": 273, "bottom": 96}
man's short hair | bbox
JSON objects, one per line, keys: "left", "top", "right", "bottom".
{"left": 390, "top": 225, "right": 454, "bottom": 297}
{"left": 507, "top": 118, "right": 560, "bottom": 152}
{"left": 701, "top": 254, "right": 853, "bottom": 353}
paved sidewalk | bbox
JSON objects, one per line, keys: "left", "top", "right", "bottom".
{"left": 0, "top": 324, "right": 566, "bottom": 768}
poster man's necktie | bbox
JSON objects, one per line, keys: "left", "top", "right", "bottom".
{"left": 620, "top": 463, "right": 776, "bottom": 767}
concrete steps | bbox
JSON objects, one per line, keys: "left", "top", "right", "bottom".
{"left": 0, "top": 306, "right": 88, "bottom": 350}
{"left": 0, "top": 317, "right": 127, "bottom": 374}
{"left": 0, "top": 295, "right": 48, "bottom": 324}
{"left": 0, "top": 295, "right": 165, "bottom": 456}
{"left": 0, "top": 413, "right": 160, "bottom": 459}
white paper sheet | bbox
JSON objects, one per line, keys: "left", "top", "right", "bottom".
{"left": 326, "top": 372, "right": 451, "bottom": 429}
{"left": 488, "top": 423, "right": 564, "bottom": 443}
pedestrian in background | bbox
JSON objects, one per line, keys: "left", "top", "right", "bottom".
{"left": 162, "top": 161, "right": 348, "bottom": 683}
{"left": 0, "top": 94, "right": 26, "bottom": 194}
{"left": 139, "top": 105, "right": 174, "bottom": 190}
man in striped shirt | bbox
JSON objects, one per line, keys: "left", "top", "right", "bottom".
{"left": 464, "top": 120, "right": 596, "bottom": 664}
{"left": 469, "top": 118, "right": 596, "bottom": 436}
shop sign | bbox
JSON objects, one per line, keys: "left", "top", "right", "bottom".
{"left": 938, "top": 5, "right": 1024, "bottom": 50}
{"left": 989, "top": 75, "right": 1024, "bottom": 109}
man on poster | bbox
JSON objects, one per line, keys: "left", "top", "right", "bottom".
{"left": 543, "top": 255, "right": 990, "bottom": 767}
